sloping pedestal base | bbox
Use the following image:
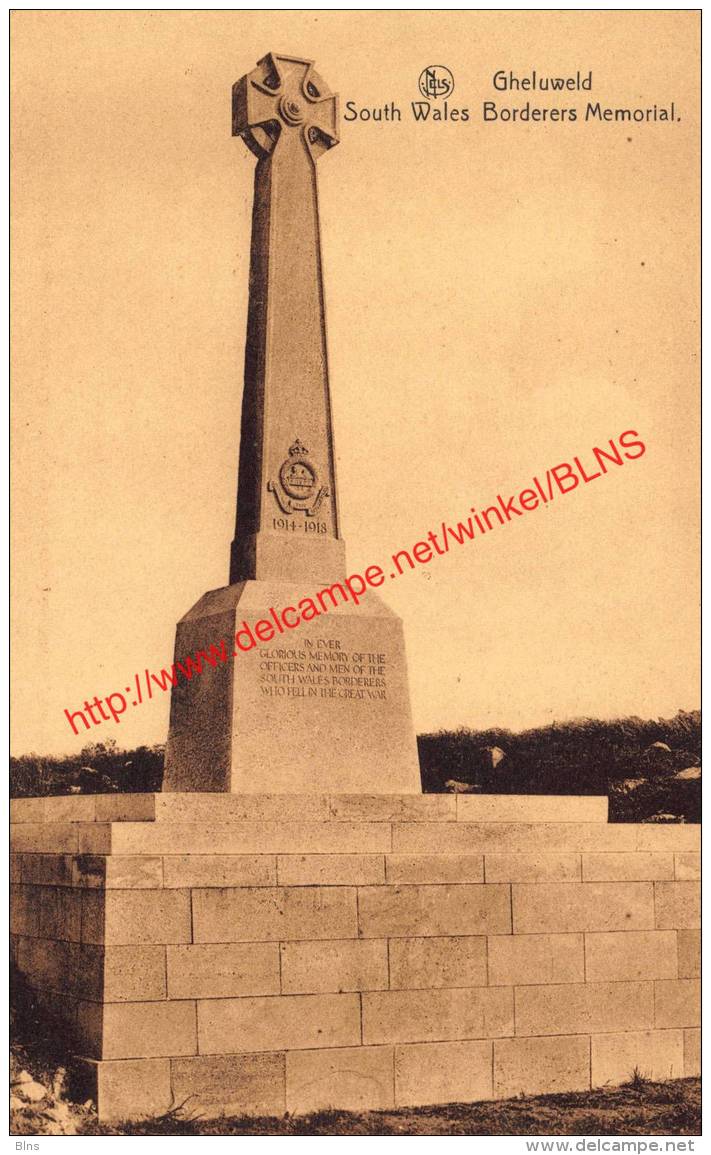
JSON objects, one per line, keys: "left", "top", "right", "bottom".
{"left": 164, "top": 582, "right": 421, "bottom": 794}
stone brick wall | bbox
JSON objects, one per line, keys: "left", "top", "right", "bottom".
{"left": 10, "top": 793, "right": 700, "bottom": 1121}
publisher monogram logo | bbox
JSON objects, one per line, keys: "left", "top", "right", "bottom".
{"left": 344, "top": 64, "right": 468, "bottom": 124}
{"left": 418, "top": 66, "right": 454, "bottom": 100}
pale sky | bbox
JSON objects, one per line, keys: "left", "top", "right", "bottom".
{"left": 11, "top": 10, "right": 699, "bottom": 755}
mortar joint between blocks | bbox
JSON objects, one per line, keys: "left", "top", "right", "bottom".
{"left": 652, "top": 978, "right": 657, "bottom": 1026}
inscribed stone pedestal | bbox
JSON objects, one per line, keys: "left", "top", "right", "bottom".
{"left": 163, "top": 54, "right": 420, "bottom": 793}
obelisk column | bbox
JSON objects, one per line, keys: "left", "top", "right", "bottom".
{"left": 230, "top": 53, "right": 346, "bottom": 584}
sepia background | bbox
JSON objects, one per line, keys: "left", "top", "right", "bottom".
{"left": 11, "top": 10, "right": 699, "bottom": 755}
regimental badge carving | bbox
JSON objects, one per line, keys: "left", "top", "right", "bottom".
{"left": 268, "top": 439, "right": 329, "bottom": 515}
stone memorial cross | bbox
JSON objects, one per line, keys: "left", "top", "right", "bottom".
{"left": 163, "top": 52, "right": 420, "bottom": 793}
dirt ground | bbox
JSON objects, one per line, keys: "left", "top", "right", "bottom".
{"left": 11, "top": 1075, "right": 701, "bottom": 1137}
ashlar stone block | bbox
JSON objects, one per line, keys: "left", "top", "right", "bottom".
{"left": 171, "top": 1053, "right": 286, "bottom": 1117}
{"left": 286, "top": 1046, "right": 395, "bottom": 1113}
{"left": 358, "top": 884, "right": 510, "bottom": 938}
{"left": 654, "top": 979, "right": 700, "bottom": 1028}
{"left": 494, "top": 1035, "right": 590, "bottom": 1098}
{"left": 674, "top": 852, "right": 700, "bottom": 880}
{"left": 393, "top": 822, "right": 638, "bottom": 855}
{"left": 591, "top": 1030, "right": 684, "bottom": 1086}
{"left": 655, "top": 882, "right": 700, "bottom": 929}
{"left": 277, "top": 853, "right": 384, "bottom": 886}
{"left": 636, "top": 826, "right": 700, "bottom": 852}
{"left": 515, "top": 981, "right": 654, "bottom": 1037}
{"left": 81, "top": 890, "right": 191, "bottom": 945}
{"left": 162, "top": 854, "right": 276, "bottom": 888}
{"left": 10, "top": 885, "right": 41, "bottom": 937}
{"left": 280, "top": 939, "right": 388, "bottom": 994}
{"left": 11, "top": 823, "right": 81, "bottom": 854}
{"left": 457, "top": 796, "right": 607, "bottom": 823}
{"left": 36, "top": 796, "right": 98, "bottom": 823}
{"left": 166, "top": 943, "right": 280, "bottom": 999}
{"left": 197, "top": 993, "right": 361, "bottom": 1054}
{"left": 677, "top": 929, "right": 700, "bottom": 978}
{"left": 109, "top": 820, "right": 390, "bottom": 856}
{"left": 328, "top": 795, "right": 454, "bottom": 822}
{"left": 73, "top": 855, "right": 163, "bottom": 889}
{"left": 488, "top": 933, "right": 584, "bottom": 986}
{"left": 684, "top": 1028, "right": 700, "bottom": 1076}
{"left": 93, "top": 795, "right": 157, "bottom": 823}
{"left": 77, "top": 1000, "right": 198, "bottom": 1060}
{"left": 38, "top": 886, "right": 82, "bottom": 941}
{"left": 80, "top": 1058, "right": 173, "bottom": 1122}
{"left": 21, "top": 853, "right": 74, "bottom": 886}
{"left": 362, "top": 987, "right": 513, "bottom": 1045}
{"left": 192, "top": 886, "right": 357, "bottom": 943}
{"left": 485, "top": 853, "right": 580, "bottom": 883}
{"left": 584, "top": 930, "right": 678, "bottom": 982}
{"left": 385, "top": 854, "right": 484, "bottom": 884}
{"left": 513, "top": 882, "right": 654, "bottom": 934}
{"left": 10, "top": 798, "right": 47, "bottom": 823}
{"left": 388, "top": 936, "right": 487, "bottom": 990}
{"left": 103, "top": 945, "right": 167, "bottom": 1002}
{"left": 395, "top": 1040, "right": 493, "bottom": 1107}
{"left": 582, "top": 853, "right": 673, "bottom": 882}
{"left": 17, "top": 936, "right": 84, "bottom": 997}
{"left": 155, "top": 794, "right": 329, "bottom": 823}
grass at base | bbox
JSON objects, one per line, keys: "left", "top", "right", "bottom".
{"left": 11, "top": 1078, "right": 701, "bottom": 1137}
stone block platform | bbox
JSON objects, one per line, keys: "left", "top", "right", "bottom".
{"left": 10, "top": 793, "right": 700, "bottom": 1121}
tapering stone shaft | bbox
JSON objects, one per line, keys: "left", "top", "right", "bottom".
{"left": 230, "top": 53, "right": 345, "bottom": 584}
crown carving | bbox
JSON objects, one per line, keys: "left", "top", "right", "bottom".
{"left": 288, "top": 439, "right": 309, "bottom": 457}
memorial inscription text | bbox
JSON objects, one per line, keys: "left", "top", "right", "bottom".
{"left": 258, "top": 637, "right": 388, "bottom": 700}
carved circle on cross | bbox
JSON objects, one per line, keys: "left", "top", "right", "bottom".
{"left": 279, "top": 96, "right": 305, "bottom": 126}
{"left": 234, "top": 53, "right": 339, "bottom": 162}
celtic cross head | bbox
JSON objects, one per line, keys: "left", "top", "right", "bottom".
{"left": 233, "top": 53, "right": 339, "bottom": 162}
